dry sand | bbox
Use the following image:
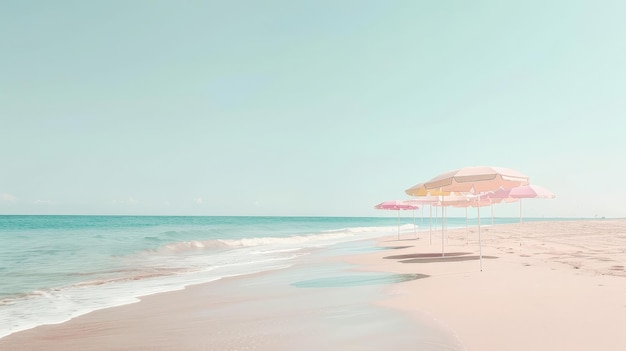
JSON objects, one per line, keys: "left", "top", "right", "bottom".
{"left": 346, "top": 219, "right": 626, "bottom": 351}
{"left": 1, "top": 219, "right": 625, "bottom": 350}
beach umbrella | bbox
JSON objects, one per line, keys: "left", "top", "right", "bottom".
{"left": 405, "top": 183, "right": 456, "bottom": 244}
{"left": 404, "top": 196, "right": 439, "bottom": 243}
{"left": 448, "top": 197, "right": 500, "bottom": 243}
{"left": 405, "top": 181, "right": 455, "bottom": 235}
{"left": 411, "top": 192, "right": 471, "bottom": 256}
{"left": 482, "top": 184, "right": 555, "bottom": 223}
{"left": 374, "top": 201, "right": 419, "bottom": 240}
{"left": 509, "top": 185, "right": 556, "bottom": 223}
{"left": 423, "top": 166, "right": 529, "bottom": 193}
{"left": 482, "top": 184, "right": 555, "bottom": 246}
{"left": 421, "top": 166, "right": 530, "bottom": 271}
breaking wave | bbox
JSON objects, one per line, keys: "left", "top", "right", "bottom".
{"left": 150, "top": 227, "right": 388, "bottom": 254}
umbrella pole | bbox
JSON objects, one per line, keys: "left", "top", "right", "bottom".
{"left": 443, "top": 208, "right": 450, "bottom": 244}
{"left": 397, "top": 210, "right": 400, "bottom": 240}
{"left": 491, "top": 204, "right": 494, "bottom": 226}
{"left": 413, "top": 210, "right": 416, "bottom": 238}
{"left": 421, "top": 205, "right": 424, "bottom": 235}
{"left": 441, "top": 199, "right": 445, "bottom": 257}
{"left": 429, "top": 205, "right": 432, "bottom": 245}
{"left": 519, "top": 199, "right": 523, "bottom": 246}
{"left": 443, "top": 208, "right": 450, "bottom": 243}
{"left": 478, "top": 206, "right": 483, "bottom": 272}
{"left": 434, "top": 206, "right": 438, "bottom": 231}
{"left": 465, "top": 207, "right": 469, "bottom": 244}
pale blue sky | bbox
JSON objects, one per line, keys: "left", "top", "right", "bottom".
{"left": 1, "top": 1, "right": 625, "bottom": 217}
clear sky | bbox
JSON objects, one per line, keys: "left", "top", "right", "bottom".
{"left": 1, "top": 1, "right": 625, "bottom": 218}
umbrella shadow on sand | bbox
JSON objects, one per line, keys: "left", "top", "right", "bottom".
{"left": 383, "top": 252, "right": 499, "bottom": 264}
{"left": 383, "top": 246, "right": 414, "bottom": 250}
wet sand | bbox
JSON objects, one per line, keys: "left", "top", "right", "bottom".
{"left": 0, "top": 242, "right": 462, "bottom": 351}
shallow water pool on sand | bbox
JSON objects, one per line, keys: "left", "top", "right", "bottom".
{"left": 189, "top": 241, "right": 464, "bottom": 351}
{"left": 291, "top": 272, "right": 429, "bottom": 288}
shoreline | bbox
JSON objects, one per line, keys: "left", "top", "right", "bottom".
{"left": 2, "top": 219, "right": 625, "bottom": 350}
{"left": 0, "top": 239, "right": 462, "bottom": 350}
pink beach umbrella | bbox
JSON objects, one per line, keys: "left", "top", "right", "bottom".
{"left": 482, "top": 184, "right": 556, "bottom": 223}
{"left": 374, "top": 201, "right": 419, "bottom": 240}
{"left": 482, "top": 184, "right": 555, "bottom": 246}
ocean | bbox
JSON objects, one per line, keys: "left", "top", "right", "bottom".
{"left": 0, "top": 215, "right": 542, "bottom": 341}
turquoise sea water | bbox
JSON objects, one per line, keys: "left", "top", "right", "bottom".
{"left": 0, "top": 215, "right": 551, "bottom": 339}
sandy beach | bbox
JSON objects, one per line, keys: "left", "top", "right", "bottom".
{"left": 1, "top": 219, "right": 625, "bottom": 350}
{"left": 348, "top": 219, "right": 626, "bottom": 350}
{"left": 5, "top": 1, "right": 626, "bottom": 349}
